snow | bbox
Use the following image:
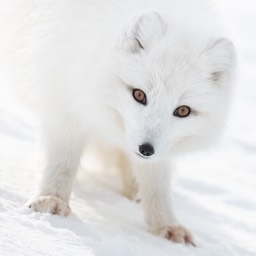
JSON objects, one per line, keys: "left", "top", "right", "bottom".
{"left": 0, "top": 1, "right": 256, "bottom": 255}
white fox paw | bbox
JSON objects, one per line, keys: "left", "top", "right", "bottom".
{"left": 152, "top": 225, "right": 195, "bottom": 246}
{"left": 27, "top": 195, "right": 71, "bottom": 217}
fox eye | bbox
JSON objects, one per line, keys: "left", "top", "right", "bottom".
{"left": 173, "top": 105, "right": 191, "bottom": 118}
{"left": 132, "top": 89, "right": 147, "bottom": 105}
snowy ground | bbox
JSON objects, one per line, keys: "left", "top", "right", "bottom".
{"left": 0, "top": 1, "right": 256, "bottom": 255}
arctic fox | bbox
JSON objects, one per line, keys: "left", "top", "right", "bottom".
{"left": 2, "top": 0, "right": 235, "bottom": 245}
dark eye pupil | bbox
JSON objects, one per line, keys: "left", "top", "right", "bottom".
{"left": 136, "top": 91, "right": 143, "bottom": 100}
{"left": 179, "top": 107, "right": 186, "bottom": 114}
{"left": 133, "top": 89, "right": 147, "bottom": 105}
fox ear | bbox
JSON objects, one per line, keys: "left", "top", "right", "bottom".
{"left": 208, "top": 38, "right": 236, "bottom": 84}
{"left": 120, "top": 11, "right": 166, "bottom": 52}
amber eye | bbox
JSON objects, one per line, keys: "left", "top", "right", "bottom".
{"left": 173, "top": 105, "right": 191, "bottom": 118}
{"left": 132, "top": 89, "right": 147, "bottom": 105}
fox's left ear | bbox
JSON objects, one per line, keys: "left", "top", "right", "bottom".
{"left": 119, "top": 11, "right": 167, "bottom": 53}
{"left": 207, "top": 38, "right": 236, "bottom": 84}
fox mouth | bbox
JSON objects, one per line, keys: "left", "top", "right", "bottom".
{"left": 135, "top": 152, "right": 152, "bottom": 159}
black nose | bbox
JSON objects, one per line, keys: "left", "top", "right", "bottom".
{"left": 139, "top": 143, "right": 155, "bottom": 157}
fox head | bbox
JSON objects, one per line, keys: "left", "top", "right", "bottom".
{"left": 100, "top": 11, "right": 236, "bottom": 160}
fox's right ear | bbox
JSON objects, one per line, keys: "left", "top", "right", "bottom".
{"left": 119, "top": 11, "right": 166, "bottom": 53}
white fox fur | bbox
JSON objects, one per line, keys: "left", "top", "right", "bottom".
{"left": 1, "top": 0, "right": 236, "bottom": 245}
